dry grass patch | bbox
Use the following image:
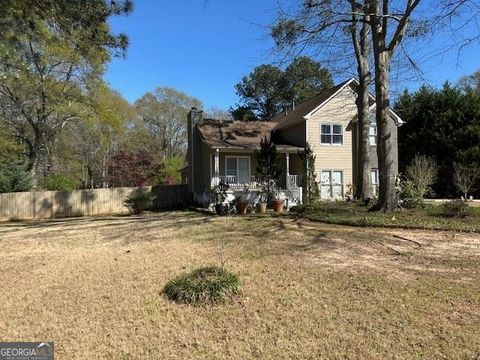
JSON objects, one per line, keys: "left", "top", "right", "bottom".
{"left": 0, "top": 211, "right": 479, "bottom": 359}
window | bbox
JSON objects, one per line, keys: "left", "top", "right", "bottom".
{"left": 321, "top": 124, "right": 343, "bottom": 145}
{"left": 371, "top": 168, "right": 379, "bottom": 196}
{"left": 225, "top": 156, "right": 250, "bottom": 184}
{"left": 369, "top": 114, "right": 377, "bottom": 145}
{"left": 321, "top": 170, "right": 344, "bottom": 199}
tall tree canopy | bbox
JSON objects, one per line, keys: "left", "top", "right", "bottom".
{"left": 395, "top": 82, "right": 480, "bottom": 198}
{"left": 233, "top": 57, "right": 333, "bottom": 120}
{"left": 134, "top": 87, "right": 202, "bottom": 160}
{"left": 60, "top": 82, "right": 135, "bottom": 189}
{"left": 0, "top": 0, "right": 132, "bottom": 186}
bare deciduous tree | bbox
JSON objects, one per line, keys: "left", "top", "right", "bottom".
{"left": 453, "top": 163, "right": 480, "bottom": 199}
{"left": 135, "top": 87, "right": 202, "bottom": 161}
{"left": 272, "top": 0, "right": 374, "bottom": 201}
{"left": 405, "top": 154, "right": 437, "bottom": 200}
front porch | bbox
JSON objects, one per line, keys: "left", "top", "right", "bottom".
{"left": 209, "top": 149, "right": 303, "bottom": 206}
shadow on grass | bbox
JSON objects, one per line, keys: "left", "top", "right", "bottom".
{"left": 0, "top": 210, "right": 213, "bottom": 238}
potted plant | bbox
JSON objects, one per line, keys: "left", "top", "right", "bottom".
{"left": 235, "top": 186, "right": 250, "bottom": 215}
{"left": 256, "top": 186, "right": 268, "bottom": 213}
{"left": 210, "top": 181, "right": 230, "bottom": 215}
{"left": 256, "top": 201, "right": 268, "bottom": 213}
{"left": 271, "top": 184, "right": 285, "bottom": 213}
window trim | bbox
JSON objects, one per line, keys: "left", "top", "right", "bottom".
{"left": 320, "top": 123, "right": 343, "bottom": 146}
{"left": 224, "top": 156, "right": 251, "bottom": 183}
{"left": 320, "top": 169, "right": 344, "bottom": 199}
{"left": 369, "top": 113, "right": 377, "bottom": 146}
{"left": 369, "top": 122, "right": 377, "bottom": 146}
{"left": 371, "top": 168, "right": 379, "bottom": 197}
{"left": 371, "top": 168, "right": 379, "bottom": 185}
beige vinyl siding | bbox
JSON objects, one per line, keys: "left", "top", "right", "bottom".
{"left": 307, "top": 86, "right": 357, "bottom": 193}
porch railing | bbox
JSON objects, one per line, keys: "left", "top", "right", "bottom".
{"left": 211, "top": 174, "right": 302, "bottom": 192}
{"left": 213, "top": 175, "right": 259, "bottom": 190}
{"left": 287, "top": 174, "right": 300, "bottom": 189}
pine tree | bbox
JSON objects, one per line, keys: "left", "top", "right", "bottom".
{"left": 255, "top": 136, "right": 281, "bottom": 202}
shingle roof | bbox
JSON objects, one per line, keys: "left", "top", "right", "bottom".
{"left": 197, "top": 119, "right": 302, "bottom": 151}
{"left": 196, "top": 78, "right": 402, "bottom": 151}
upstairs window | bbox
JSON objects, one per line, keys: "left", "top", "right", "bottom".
{"left": 369, "top": 114, "right": 377, "bottom": 146}
{"left": 321, "top": 124, "right": 343, "bottom": 145}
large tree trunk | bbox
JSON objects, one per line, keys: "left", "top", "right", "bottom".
{"left": 356, "top": 65, "right": 373, "bottom": 201}
{"left": 373, "top": 50, "right": 398, "bottom": 211}
{"left": 350, "top": 6, "right": 372, "bottom": 202}
{"left": 27, "top": 131, "right": 43, "bottom": 189}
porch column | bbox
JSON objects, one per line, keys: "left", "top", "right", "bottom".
{"left": 285, "top": 152, "right": 290, "bottom": 188}
{"left": 214, "top": 148, "right": 220, "bottom": 186}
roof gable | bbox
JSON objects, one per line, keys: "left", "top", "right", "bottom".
{"left": 273, "top": 79, "right": 354, "bottom": 131}
{"left": 273, "top": 78, "right": 403, "bottom": 130}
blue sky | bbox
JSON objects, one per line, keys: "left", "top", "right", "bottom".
{"left": 104, "top": 1, "right": 480, "bottom": 109}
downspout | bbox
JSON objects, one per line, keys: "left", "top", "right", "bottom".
{"left": 304, "top": 116, "right": 309, "bottom": 145}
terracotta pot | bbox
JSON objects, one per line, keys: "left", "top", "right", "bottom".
{"left": 272, "top": 199, "right": 285, "bottom": 213}
{"left": 236, "top": 201, "right": 248, "bottom": 215}
{"left": 256, "top": 203, "right": 267, "bottom": 213}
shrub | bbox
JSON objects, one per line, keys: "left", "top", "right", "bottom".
{"left": 289, "top": 205, "right": 304, "bottom": 213}
{"left": 124, "top": 189, "right": 155, "bottom": 214}
{"left": 440, "top": 199, "right": 472, "bottom": 218}
{"left": 400, "top": 179, "right": 424, "bottom": 209}
{"left": 44, "top": 174, "right": 78, "bottom": 191}
{"left": 401, "top": 155, "right": 437, "bottom": 208}
{"left": 157, "top": 156, "right": 183, "bottom": 185}
{"left": 0, "top": 162, "right": 31, "bottom": 193}
{"left": 163, "top": 266, "right": 241, "bottom": 304}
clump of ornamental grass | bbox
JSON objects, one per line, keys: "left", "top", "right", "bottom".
{"left": 163, "top": 266, "right": 241, "bottom": 305}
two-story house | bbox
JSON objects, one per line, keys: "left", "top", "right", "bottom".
{"left": 184, "top": 78, "right": 403, "bottom": 206}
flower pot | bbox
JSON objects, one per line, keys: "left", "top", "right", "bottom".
{"left": 256, "top": 202, "right": 267, "bottom": 213}
{"left": 236, "top": 201, "right": 248, "bottom": 215}
{"left": 215, "top": 203, "right": 228, "bottom": 215}
{"left": 272, "top": 199, "right": 285, "bottom": 213}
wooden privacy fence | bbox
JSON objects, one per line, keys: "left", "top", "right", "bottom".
{"left": 0, "top": 185, "right": 191, "bottom": 222}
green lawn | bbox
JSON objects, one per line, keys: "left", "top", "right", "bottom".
{"left": 291, "top": 201, "right": 480, "bottom": 232}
